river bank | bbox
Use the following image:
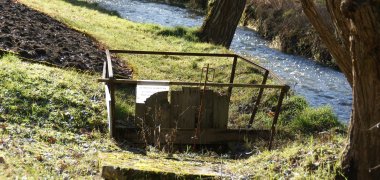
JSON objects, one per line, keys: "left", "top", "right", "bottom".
{"left": 91, "top": 0, "right": 352, "bottom": 121}
{"left": 243, "top": 0, "right": 335, "bottom": 67}
{"left": 146, "top": 0, "right": 336, "bottom": 67}
{"left": 0, "top": 0, "right": 346, "bottom": 178}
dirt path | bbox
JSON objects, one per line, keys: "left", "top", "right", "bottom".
{"left": 0, "top": 0, "right": 131, "bottom": 77}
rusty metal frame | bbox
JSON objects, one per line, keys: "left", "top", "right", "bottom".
{"left": 100, "top": 49, "right": 289, "bottom": 150}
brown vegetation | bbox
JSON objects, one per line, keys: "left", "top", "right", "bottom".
{"left": 243, "top": 0, "right": 335, "bottom": 66}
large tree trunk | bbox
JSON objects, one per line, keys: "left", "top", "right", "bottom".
{"left": 198, "top": 0, "right": 246, "bottom": 48}
{"left": 300, "top": 0, "right": 380, "bottom": 179}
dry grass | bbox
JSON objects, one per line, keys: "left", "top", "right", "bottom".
{"left": 244, "top": 0, "right": 335, "bottom": 65}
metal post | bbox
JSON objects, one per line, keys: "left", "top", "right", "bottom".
{"left": 248, "top": 70, "right": 269, "bottom": 128}
{"left": 227, "top": 56, "right": 238, "bottom": 99}
{"left": 109, "top": 80, "right": 116, "bottom": 138}
{"left": 268, "top": 85, "right": 289, "bottom": 150}
{"left": 106, "top": 49, "right": 116, "bottom": 138}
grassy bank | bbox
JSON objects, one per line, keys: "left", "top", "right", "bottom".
{"left": 0, "top": 54, "right": 345, "bottom": 178}
{"left": 0, "top": 0, "right": 346, "bottom": 178}
{"left": 143, "top": 0, "right": 336, "bottom": 67}
{"left": 0, "top": 54, "right": 112, "bottom": 178}
{"left": 18, "top": 0, "right": 341, "bottom": 132}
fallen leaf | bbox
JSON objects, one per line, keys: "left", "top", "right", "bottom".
{"left": 47, "top": 137, "right": 57, "bottom": 144}
{"left": 0, "top": 157, "right": 5, "bottom": 164}
{"left": 36, "top": 154, "right": 43, "bottom": 162}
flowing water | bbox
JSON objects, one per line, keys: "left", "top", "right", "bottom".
{"left": 93, "top": 0, "right": 352, "bottom": 122}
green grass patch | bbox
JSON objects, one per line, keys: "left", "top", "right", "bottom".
{"left": 0, "top": 54, "right": 106, "bottom": 131}
{"left": 290, "top": 106, "right": 342, "bottom": 134}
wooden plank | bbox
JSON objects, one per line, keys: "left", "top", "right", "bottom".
{"left": 186, "top": 87, "right": 200, "bottom": 128}
{"left": 200, "top": 90, "right": 213, "bottom": 128}
{"left": 170, "top": 90, "right": 180, "bottom": 128}
{"left": 144, "top": 91, "right": 170, "bottom": 128}
{"left": 181, "top": 88, "right": 192, "bottom": 128}
{"left": 135, "top": 103, "right": 145, "bottom": 126}
{"left": 172, "top": 87, "right": 199, "bottom": 129}
{"left": 213, "top": 93, "right": 229, "bottom": 129}
{"left": 122, "top": 128, "right": 271, "bottom": 144}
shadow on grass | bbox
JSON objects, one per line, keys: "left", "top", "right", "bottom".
{"left": 62, "top": 0, "right": 120, "bottom": 17}
{"left": 157, "top": 26, "right": 200, "bottom": 42}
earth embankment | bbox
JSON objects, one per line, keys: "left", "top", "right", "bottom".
{"left": 0, "top": 0, "right": 131, "bottom": 77}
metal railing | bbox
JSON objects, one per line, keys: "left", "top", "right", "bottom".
{"left": 99, "top": 49, "right": 289, "bottom": 150}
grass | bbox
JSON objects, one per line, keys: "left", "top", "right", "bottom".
{"left": 99, "top": 133, "right": 346, "bottom": 179}
{"left": 18, "top": 0, "right": 344, "bottom": 141}
{"left": 0, "top": 54, "right": 114, "bottom": 178}
{"left": 19, "top": 0, "right": 288, "bottom": 129}
{"left": 0, "top": 54, "right": 106, "bottom": 131}
{"left": 0, "top": 0, "right": 347, "bottom": 178}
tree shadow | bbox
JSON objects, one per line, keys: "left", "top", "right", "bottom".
{"left": 62, "top": 0, "right": 120, "bottom": 17}
{"left": 156, "top": 26, "right": 200, "bottom": 42}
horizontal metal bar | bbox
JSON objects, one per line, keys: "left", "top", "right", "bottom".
{"left": 106, "top": 49, "right": 288, "bottom": 86}
{"left": 236, "top": 55, "right": 287, "bottom": 84}
{"left": 97, "top": 78, "right": 287, "bottom": 89}
{"left": 236, "top": 55, "right": 267, "bottom": 71}
{"left": 109, "top": 49, "right": 237, "bottom": 58}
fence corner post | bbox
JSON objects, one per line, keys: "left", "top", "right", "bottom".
{"left": 268, "top": 85, "right": 289, "bottom": 150}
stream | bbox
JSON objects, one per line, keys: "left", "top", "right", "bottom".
{"left": 93, "top": 0, "right": 352, "bottom": 122}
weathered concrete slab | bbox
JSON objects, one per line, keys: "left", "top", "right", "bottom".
{"left": 99, "top": 152, "right": 226, "bottom": 179}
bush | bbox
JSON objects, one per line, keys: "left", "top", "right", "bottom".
{"left": 279, "top": 96, "right": 308, "bottom": 125}
{"left": 290, "top": 106, "right": 341, "bottom": 134}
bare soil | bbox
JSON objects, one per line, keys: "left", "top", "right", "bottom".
{"left": 0, "top": 0, "right": 131, "bottom": 77}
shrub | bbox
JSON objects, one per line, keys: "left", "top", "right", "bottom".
{"left": 290, "top": 106, "right": 341, "bottom": 134}
{"left": 279, "top": 96, "right": 308, "bottom": 125}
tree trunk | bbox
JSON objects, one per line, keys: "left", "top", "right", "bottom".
{"left": 189, "top": 0, "right": 208, "bottom": 9}
{"left": 198, "top": 0, "right": 246, "bottom": 48}
{"left": 300, "top": 0, "right": 380, "bottom": 179}
{"left": 300, "top": 0, "right": 352, "bottom": 85}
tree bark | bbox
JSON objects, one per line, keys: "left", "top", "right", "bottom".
{"left": 198, "top": 0, "right": 246, "bottom": 48}
{"left": 300, "top": 0, "right": 352, "bottom": 85}
{"left": 300, "top": 0, "right": 380, "bottom": 179}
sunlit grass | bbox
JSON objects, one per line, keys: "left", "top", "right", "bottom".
{"left": 0, "top": 54, "right": 106, "bottom": 131}
{"left": 0, "top": 0, "right": 347, "bottom": 178}
{"left": 20, "top": 0, "right": 286, "bottom": 129}
{"left": 0, "top": 54, "right": 114, "bottom": 178}
{"left": 17, "top": 0, "right": 343, "bottom": 134}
